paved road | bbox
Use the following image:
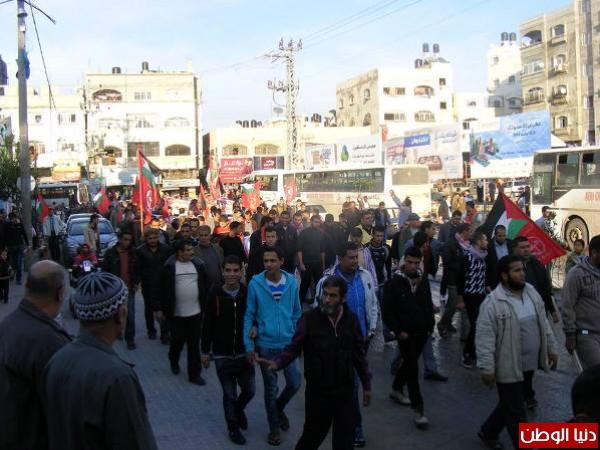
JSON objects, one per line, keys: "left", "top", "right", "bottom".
{"left": 0, "top": 278, "right": 578, "bottom": 450}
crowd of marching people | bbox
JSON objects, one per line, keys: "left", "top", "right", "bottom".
{"left": 0, "top": 189, "right": 600, "bottom": 450}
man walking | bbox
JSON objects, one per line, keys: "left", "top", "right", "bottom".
{"left": 136, "top": 227, "right": 172, "bottom": 343}
{"left": 298, "top": 215, "right": 325, "bottom": 303}
{"left": 102, "top": 229, "right": 139, "bottom": 349}
{"left": 194, "top": 224, "right": 224, "bottom": 289}
{"left": 383, "top": 246, "right": 434, "bottom": 429}
{"left": 0, "top": 261, "right": 71, "bottom": 450}
{"left": 4, "top": 212, "right": 28, "bottom": 285}
{"left": 391, "top": 213, "right": 421, "bottom": 265}
{"left": 275, "top": 211, "right": 298, "bottom": 274}
{"left": 159, "top": 239, "right": 208, "bottom": 386}
{"left": 259, "top": 275, "right": 372, "bottom": 450}
{"left": 354, "top": 210, "right": 374, "bottom": 245}
{"left": 44, "top": 272, "right": 157, "bottom": 450}
{"left": 476, "top": 255, "right": 558, "bottom": 449}
{"left": 247, "top": 226, "right": 279, "bottom": 281}
{"left": 42, "top": 207, "right": 65, "bottom": 262}
{"left": 202, "top": 256, "right": 255, "bottom": 445}
{"left": 485, "top": 225, "right": 512, "bottom": 290}
{"left": 244, "top": 246, "right": 302, "bottom": 446}
{"left": 562, "top": 234, "right": 600, "bottom": 369}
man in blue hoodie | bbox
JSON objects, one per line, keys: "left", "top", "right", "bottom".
{"left": 244, "top": 245, "right": 302, "bottom": 447}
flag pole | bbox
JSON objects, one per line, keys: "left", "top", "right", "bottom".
{"left": 137, "top": 144, "right": 144, "bottom": 238}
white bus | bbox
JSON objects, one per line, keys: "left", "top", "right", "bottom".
{"left": 531, "top": 147, "right": 600, "bottom": 247}
{"left": 38, "top": 182, "right": 89, "bottom": 208}
{"left": 241, "top": 169, "right": 287, "bottom": 206}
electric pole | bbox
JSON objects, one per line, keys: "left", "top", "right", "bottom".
{"left": 17, "top": 0, "right": 32, "bottom": 248}
{"left": 268, "top": 38, "right": 302, "bottom": 170}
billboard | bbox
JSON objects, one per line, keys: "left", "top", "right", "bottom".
{"left": 335, "top": 135, "right": 381, "bottom": 166}
{"left": 403, "top": 125, "right": 463, "bottom": 181}
{"left": 220, "top": 157, "right": 254, "bottom": 184}
{"left": 305, "top": 144, "right": 335, "bottom": 169}
{"left": 253, "top": 156, "right": 285, "bottom": 171}
{"left": 469, "top": 110, "right": 551, "bottom": 179}
{"left": 384, "top": 137, "right": 406, "bottom": 165}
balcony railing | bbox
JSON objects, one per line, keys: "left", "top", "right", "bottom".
{"left": 550, "top": 34, "right": 567, "bottom": 45}
{"left": 554, "top": 127, "right": 572, "bottom": 136}
{"left": 525, "top": 93, "right": 545, "bottom": 105}
{"left": 551, "top": 63, "right": 568, "bottom": 75}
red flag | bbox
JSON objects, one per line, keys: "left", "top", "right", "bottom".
{"left": 36, "top": 192, "right": 49, "bottom": 222}
{"left": 94, "top": 188, "right": 110, "bottom": 215}
{"left": 284, "top": 177, "right": 298, "bottom": 204}
{"left": 241, "top": 182, "right": 261, "bottom": 210}
{"left": 199, "top": 184, "right": 209, "bottom": 220}
{"left": 137, "top": 148, "right": 160, "bottom": 225}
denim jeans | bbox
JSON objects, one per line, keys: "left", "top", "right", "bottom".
{"left": 124, "top": 290, "right": 136, "bottom": 343}
{"left": 422, "top": 335, "right": 439, "bottom": 377}
{"left": 352, "top": 372, "right": 364, "bottom": 440}
{"left": 7, "top": 246, "right": 23, "bottom": 283}
{"left": 377, "top": 285, "right": 393, "bottom": 340}
{"left": 257, "top": 347, "right": 302, "bottom": 433}
{"left": 215, "top": 357, "right": 256, "bottom": 431}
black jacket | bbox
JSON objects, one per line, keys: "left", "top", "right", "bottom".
{"left": 219, "top": 236, "right": 248, "bottom": 263}
{"left": 3, "top": 222, "right": 28, "bottom": 247}
{"left": 322, "top": 223, "right": 348, "bottom": 268}
{"left": 524, "top": 256, "right": 555, "bottom": 314}
{"left": 441, "top": 238, "right": 468, "bottom": 294}
{"left": 485, "top": 238, "right": 513, "bottom": 289}
{"left": 201, "top": 284, "right": 248, "bottom": 357}
{"left": 247, "top": 244, "right": 267, "bottom": 282}
{"left": 160, "top": 255, "right": 208, "bottom": 318}
{"left": 0, "top": 299, "right": 71, "bottom": 450}
{"left": 136, "top": 243, "right": 172, "bottom": 306}
{"left": 275, "top": 224, "right": 298, "bottom": 261}
{"left": 102, "top": 245, "right": 140, "bottom": 287}
{"left": 382, "top": 272, "right": 435, "bottom": 337}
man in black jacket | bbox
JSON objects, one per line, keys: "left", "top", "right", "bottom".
{"left": 383, "top": 246, "right": 434, "bottom": 429}
{"left": 201, "top": 256, "right": 255, "bottom": 446}
{"left": 275, "top": 211, "right": 298, "bottom": 274}
{"left": 158, "top": 239, "right": 208, "bottom": 386}
{"left": 259, "top": 275, "right": 372, "bottom": 450}
{"left": 247, "top": 226, "right": 278, "bottom": 282}
{"left": 102, "top": 229, "right": 139, "bottom": 349}
{"left": 4, "top": 213, "right": 29, "bottom": 285}
{"left": 0, "top": 261, "right": 71, "bottom": 450}
{"left": 136, "top": 228, "right": 172, "bottom": 343}
{"left": 485, "top": 224, "right": 513, "bottom": 290}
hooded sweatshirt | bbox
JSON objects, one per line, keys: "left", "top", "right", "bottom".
{"left": 562, "top": 256, "right": 600, "bottom": 336}
{"left": 243, "top": 271, "right": 302, "bottom": 351}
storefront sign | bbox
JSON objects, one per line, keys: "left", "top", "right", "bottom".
{"left": 335, "top": 136, "right": 381, "bottom": 166}
{"left": 253, "top": 156, "right": 285, "bottom": 171}
{"left": 220, "top": 157, "right": 254, "bottom": 184}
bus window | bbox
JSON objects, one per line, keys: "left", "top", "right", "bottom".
{"left": 556, "top": 153, "right": 579, "bottom": 186}
{"left": 581, "top": 152, "right": 600, "bottom": 186}
{"left": 256, "top": 175, "right": 277, "bottom": 191}
{"left": 391, "top": 167, "right": 428, "bottom": 185}
{"left": 532, "top": 153, "right": 554, "bottom": 205}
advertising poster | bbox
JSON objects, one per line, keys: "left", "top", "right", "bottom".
{"left": 219, "top": 157, "right": 254, "bottom": 183}
{"left": 304, "top": 144, "right": 335, "bottom": 169}
{"left": 403, "top": 126, "right": 463, "bottom": 181}
{"left": 469, "top": 110, "right": 551, "bottom": 179}
{"left": 384, "top": 137, "right": 406, "bottom": 165}
{"left": 253, "top": 156, "right": 285, "bottom": 171}
{"left": 335, "top": 135, "right": 381, "bottom": 166}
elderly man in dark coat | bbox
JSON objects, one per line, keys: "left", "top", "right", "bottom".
{"left": 43, "top": 272, "right": 157, "bottom": 450}
{"left": 0, "top": 260, "right": 71, "bottom": 450}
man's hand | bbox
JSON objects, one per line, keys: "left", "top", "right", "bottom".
{"left": 247, "top": 352, "right": 257, "bottom": 365}
{"left": 455, "top": 295, "right": 465, "bottom": 310}
{"left": 256, "top": 357, "right": 278, "bottom": 371}
{"left": 155, "top": 311, "right": 165, "bottom": 322}
{"left": 551, "top": 311, "right": 560, "bottom": 324}
{"left": 298, "top": 263, "right": 306, "bottom": 272}
{"left": 249, "top": 326, "right": 258, "bottom": 340}
{"left": 389, "top": 189, "right": 395, "bottom": 196}
{"left": 363, "top": 390, "right": 372, "bottom": 407}
{"left": 481, "top": 373, "right": 496, "bottom": 388}
{"left": 398, "top": 331, "right": 409, "bottom": 341}
{"left": 565, "top": 336, "right": 576, "bottom": 354}
{"left": 548, "top": 353, "right": 558, "bottom": 370}
{"left": 201, "top": 355, "right": 210, "bottom": 369}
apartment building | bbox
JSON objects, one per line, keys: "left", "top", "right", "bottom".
{"left": 487, "top": 32, "right": 523, "bottom": 116}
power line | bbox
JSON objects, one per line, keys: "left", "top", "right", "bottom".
{"left": 28, "top": 0, "right": 56, "bottom": 110}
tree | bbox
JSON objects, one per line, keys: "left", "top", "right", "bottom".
{"left": 0, "top": 144, "right": 20, "bottom": 203}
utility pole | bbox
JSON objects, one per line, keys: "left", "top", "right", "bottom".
{"left": 268, "top": 38, "right": 302, "bottom": 170}
{"left": 17, "top": 0, "right": 32, "bottom": 248}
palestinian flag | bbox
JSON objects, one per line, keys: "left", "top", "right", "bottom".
{"left": 284, "top": 176, "right": 298, "bottom": 204}
{"left": 241, "top": 182, "right": 261, "bottom": 210}
{"left": 36, "top": 192, "right": 49, "bottom": 222}
{"left": 136, "top": 148, "right": 160, "bottom": 225}
{"left": 93, "top": 187, "right": 110, "bottom": 215}
{"left": 482, "top": 193, "right": 565, "bottom": 265}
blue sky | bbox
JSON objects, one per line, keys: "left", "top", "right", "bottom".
{"left": 0, "top": 0, "right": 569, "bottom": 131}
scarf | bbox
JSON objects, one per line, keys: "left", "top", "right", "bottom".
{"left": 467, "top": 245, "right": 488, "bottom": 260}
{"left": 398, "top": 269, "right": 423, "bottom": 293}
{"left": 454, "top": 232, "right": 471, "bottom": 252}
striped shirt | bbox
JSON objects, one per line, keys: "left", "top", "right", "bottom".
{"left": 464, "top": 251, "right": 487, "bottom": 295}
{"left": 266, "top": 275, "right": 286, "bottom": 302}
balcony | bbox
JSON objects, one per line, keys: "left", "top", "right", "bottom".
{"left": 524, "top": 93, "right": 545, "bottom": 105}
{"left": 550, "top": 34, "right": 567, "bottom": 46}
{"left": 551, "top": 86, "right": 568, "bottom": 104}
{"left": 554, "top": 127, "right": 572, "bottom": 137}
{"left": 550, "top": 63, "right": 568, "bottom": 75}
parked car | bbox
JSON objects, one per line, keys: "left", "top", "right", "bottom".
{"left": 62, "top": 217, "right": 117, "bottom": 266}
{"left": 66, "top": 213, "right": 93, "bottom": 226}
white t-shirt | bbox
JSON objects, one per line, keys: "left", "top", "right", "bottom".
{"left": 265, "top": 274, "right": 286, "bottom": 302}
{"left": 174, "top": 261, "right": 200, "bottom": 317}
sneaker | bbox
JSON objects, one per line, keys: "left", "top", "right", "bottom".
{"left": 389, "top": 391, "right": 411, "bottom": 406}
{"left": 384, "top": 332, "right": 396, "bottom": 343}
{"left": 414, "top": 412, "right": 429, "bottom": 429}
{"left": 278, "top": 410, "right": 290, "bottom": 431}
{"left": 189, "top": 376, "right": 207, "bottom": 386}
{"left": 353, "top": 437, "right": 366, "bottom": 447}
{"left": 424, "top": 372, "right": 448, "bottom": 382}
{"left": 237, "top": 410, "right": 248, "bottom": 431}
{"left": 461, "top": 356, "right": 476, "bottom": 369}
{"left": 170, "top": 362, "right": 180, "bottom": 375}
{"left": 478, "top": 430, "right": 503, "bottom": 449}
{"left": 229, "top": 429, "right": 246, "bottom": 445}
{"left": 525, "top": 397, "right": 538, "bottom": 410}
{"left": 126, "top": 341, "right": 136, "bottom": 350}
{"left": 267, "top": 431, "right": 281, "bottom": 446}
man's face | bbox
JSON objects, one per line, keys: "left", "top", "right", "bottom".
{"left": 574, "top": 241, "right": 585, "bottom": 254}
{"left": 372, "top": 231, "right": 384, "bottom": 246}
{"left": 10, "top": 216, "right": 17, "bottom": 224}
{"left": 339, "top": 215, "right": 347, "bottom": 227}
{"left": 451, "top": 215, "right": 461, "bottom": 226}
{"left": 198, "top": 229, "right": 211, "bottom": 246}
{"left": 229, "top": 226, "right": 238, "bottom": 237}
{"left": 178, "top": 244, "right": 194, "bottom": 262}
{"left": 339, "top": 249, "right": 359, "bottom": 273}
{"left": 350, "top": 234, "right": 363, "bottom": 246}
{"left": 265, "top": 231, "right": 278, "bottom": 247}
{"left": 321, "top": 286, "right": 344, "bottom": 317}
{"left": 180, "top": 226, "right": 191, "bottom": 239}
{"left": 424, "top": 225, "right": 435, "bottom": 239}
{"left": 263, "top": 251, "right": 283, "bottom": 274}
{"left": 379, "top": 203, "right": 385, "bottom": 210}
{"left": 514, "top": 241, "right": 531, "bottom": 258}
{"left": 404, "top": 255, "right": 421, "bottom": 276}
{"left": 311, "top": 217, "right": 322, "bottom": 229}
{"left": 361, "top": 214, "right": 373, "bottom": 228}
{"left": 495, "top": 228, "right": 507, "bottom": 244}
{"left": 119, "top": 234, "right": 132, "bottom": 249}
{"left": 503, "top": 261, "right": 526, "bottom": 289}
{"left": 81, "top": 245, "right": 90, "bottom": 255}
{"left": 190, "top": 222, "right": 199, "bottom": 236}
{"left": 223, "top": 263, "right": 242, "bottom": 286}
{"left": 48, "top": 209, "right": 54, "bottom": 216}
{"left": 150, "top": 220, "right": 160, "bottom": 229}
{"left": 280, "top": 213, "right": 290, "bottom": 226}
{"left": 410, "top": 219, "right": 420, "bottom": 229}
{"left": 146, "top": 234, "right": 159, "bottom": 247}
{"left": 476, "top": 235, "right": 489, "bottom": 250}
{"left": 590, "top": 249, "right": 600, "bottom": 266}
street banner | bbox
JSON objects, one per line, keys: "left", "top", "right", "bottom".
{"left": 384, "top": 137, "right": 406, "bottom": 165}
{"left": 403, "top": 125, "right": 463, "bottom": 180}
{"left": 482, "top": 193, "right": 565, "bottom": 265}
{"left": 219, "top": 157, "right": 253, "bottom": 184}
{"left": 335, "top": 136, "right": 381, "bottom": 166}
{"left": 135, "top": 148, "right": 160, "bottom": 225}
{"left": 284, "top": 177, "right": 298, "bottom": 204}
{"left": 305, "top": 144, "right": 335, "bottom": 169}
{"left": 253, "top": 156, "right": 285, "bottom": 171}
{"left": 469, "top": 110, "right": 551, "bottom": 178}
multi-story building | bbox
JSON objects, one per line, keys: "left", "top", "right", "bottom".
{"left": 85, "top": 62, "right": 202, "bottom": 193}
{"left": 487, "top": 32, "right": 523, "bottom": 116}
{"left": 519, "top": 0, "right": 597, "bottom": 145}
{"left": 335, "top": 44, "right": 454, "bottom": 137}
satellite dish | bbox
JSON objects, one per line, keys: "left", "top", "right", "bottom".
{"left": 273, "top": 107, "right": 284, "bottom": 116}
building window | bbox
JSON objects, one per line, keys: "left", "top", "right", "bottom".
{"left": 34, "top": 115, "right": 42, "bottom": 124}
{"left": 494, "top": 99, "right": 502, "bottom": 108}
{"left": 522, "top": 60, "right": 545, "bottom": 76}
{"left": 440, "top": 102, "right": 447, "bottom": 110}
{"left": 92, "top": 89, "right": 122, "bottom": 102}
{"left": 415, "top": 110, "right": 435, "bottom": 122}
{"left": 467, "top": 101, "right": 477, "bottom": 107}
{"left": 414, "top": 85, "right": 435, "bottom": 97}
{"left": 0, "top": 87, "right": 4, "bottom": 96}
{"left": 492, "top": 56, "right": 499, "bottom": 65}
{"left": 104, "top": 146, "right": 123, "bottom": 158}
{"left": 526, "top": 87, "right": 544, "bottom": 103}
{"left": 508, "top": 75, "right": 516, "bottom": 83}
{"left": 363, "top": 89, "right": 371, "bottom": 102}
{"left": 508, "top": 97, "right": 522, "bottom": 108}
{"left": 489, "top": 96, "right": 504, "bottom": 108}
{"left": 349, "top": 95, "right": 355, "bottom": 106}
{"left": 164, "top": 117, "right": 191, "bottom": 128}
{"left": 134, "top": 91, "right": 152, "bottom": 101}
{"left": 98, "top": 118, "right": 123, "bottom": 130}
{"left": 493, "top": 79, "right": 500, "bottom": 87}
{"left": 349, "top": 118, "right": 356, "bottom": 126}
{"left": 522, "top": 30, "right": 542, "bottom": 47}
{"left": 70, "top": 114, "right": 76, "bottom": 123}
{"left": 222, "top": 144, "right": 248, "bottom": 156}
{"left": 439, "top": 78, "right": 446, "bottom": 87}
{"left": 362, "top": 113, "right": 372, "bottom": 126}
{"left": 553, "top": 84, "right": 568, "bottom": 98}
{"left": 555, "top": 115, "right": 568, "bottom": 128}
{"left": 553, "top": 24, "right": 565, "bottom": 37}
{"left": 339, "top": 99, "right": 344, "bottom": 109}
{"left": 254, "top": 144, "right": 280, "bottom": 155}
{"left": 127, "top": 142, "right": 160, "bottom": 157}
{"left": 383, "top": 112, "right": 406, "bottom": 122}
{"left": 165, "top": 145, "right": 191, "bottom": 156}
{"left": 463, "top": 119, "right": 477, "bottom": 130}
{"left": 129, "top": 115, "right": 155, "bottom": 128}
{"left": 383, "top": 87, "right": 405, "bottom": 96}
